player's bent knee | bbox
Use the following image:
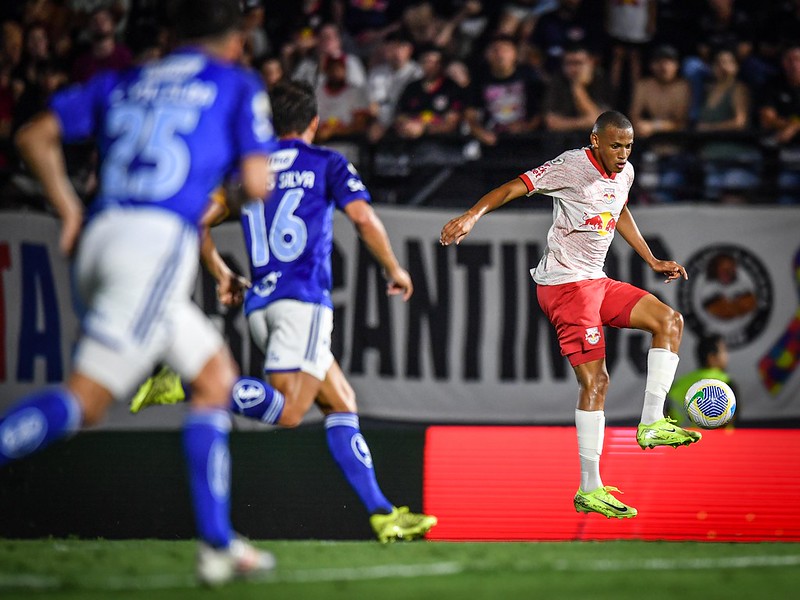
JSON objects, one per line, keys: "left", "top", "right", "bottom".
{"left": 663, "top": 308, "right": 684, "bottom": 340}
{"left": 67, "top": 373, "right": 113, "bottom": 426}
{"left": 586, "top": 371, "right": 610, "bottom": 396}
{"left": 277, "top": 408, "right": 304, "bottom": 428}
{"left": 190, "top": 350, "right": 239, "bottom": 409}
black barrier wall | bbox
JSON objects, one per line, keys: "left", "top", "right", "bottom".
{"left": 0, "top": 424, "right": 426, "bottom": 540}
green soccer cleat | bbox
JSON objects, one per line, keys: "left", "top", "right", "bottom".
{"left": 129, "top": 366, "right": 186, "bottom": 414}
{"left": 370, "top": 506, "right": 438, "bottom": 543}
{"left": 636, "top": 416, "right": 702, "bottom": 449}
{"left": 574, "top": 486, "right": 638, "bottom": 519}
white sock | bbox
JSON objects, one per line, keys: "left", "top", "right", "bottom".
{"left": 640, "top": 348, "right": 680, "bottom": 425}
{"left": 575, "top": 409, "right": 604, "bottom": 492}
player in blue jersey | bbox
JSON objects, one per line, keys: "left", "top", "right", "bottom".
{"left": 0, "top": 0, "right": 276, "bottom": 585}
{"left": 133, "top": 80, "right": 438, "bottom": 543}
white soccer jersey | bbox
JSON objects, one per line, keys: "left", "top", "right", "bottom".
{"left": 519, "top": 147, "right": 635, "bottom": 285}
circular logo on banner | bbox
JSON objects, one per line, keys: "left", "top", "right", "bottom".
{"left": 677, "top": 245, "right": 772, "bottom": 348}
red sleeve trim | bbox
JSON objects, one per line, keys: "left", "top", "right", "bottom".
{"left": 519, "top": 173, "right": 534, "bottom": 193}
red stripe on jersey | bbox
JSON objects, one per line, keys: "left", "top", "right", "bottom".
{"left": 519, "top": 173, "right": 534, "bottom": 192}
{"left": 584, "top": 148, "right": 616, "bottom": 180}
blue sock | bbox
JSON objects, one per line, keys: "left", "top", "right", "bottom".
{"left": 325, "top": 413, "right": 393, "bottom": 515}
{"left": 0, "top": 388, "right": 81, "bottom": 467}
{"left": 183, "top": 409, "right": 233, "bottom": 548}
{"left": 229, "top": 377, "right": 284, "bottom": 424}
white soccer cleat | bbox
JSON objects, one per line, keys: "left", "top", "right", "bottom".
{"left": 196, "top": 537, "right": 276, "bottom": 586}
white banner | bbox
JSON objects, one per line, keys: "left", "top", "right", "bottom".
{"left": 1, "top": 206, "right": 799, "bottom": 427}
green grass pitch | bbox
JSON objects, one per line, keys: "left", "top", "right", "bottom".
{"left": 2, "top": 539, "right": 800, "bottom": 599}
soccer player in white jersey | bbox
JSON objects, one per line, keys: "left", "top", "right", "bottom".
{"left": 132, "top": 80, "right": 438, "bottom": 542}
{"left": 0, "top": 0, "right": 277, "bottom": 584}
{"left": 440, "top": 111, "right": 701, "bottom": 518}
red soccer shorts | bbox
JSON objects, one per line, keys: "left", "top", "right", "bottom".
{"left": 536, "top": 278, "right": 649, "bottom": 367}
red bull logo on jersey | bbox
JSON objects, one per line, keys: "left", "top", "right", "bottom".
{"left": 585, "top": 327, "right": 601, "bottom": 345}
{"left": 602, "top": 188, "right": 616, "bottom": 204}
{"left": 580, "top": 211, "right": 617, "bottom": 236}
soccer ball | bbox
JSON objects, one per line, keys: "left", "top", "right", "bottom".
{"left": 684, "top": 379, "right": 736, "bottom": 429}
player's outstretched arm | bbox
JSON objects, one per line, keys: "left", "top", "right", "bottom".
{"left": 615, "top": 206, "right": 687, "bottom": 283}
{"left": 15, "top": 112, "right": 84, "bottom": 257}
{"left": 344, "top": 199, "right": 413, "bottom": 301}
{"left": 200, "top": 199, "right": 251, "bottom": 306}
{"left": 439, "top": 177, "right": 528, "bottom": 246}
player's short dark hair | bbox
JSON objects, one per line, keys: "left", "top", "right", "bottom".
{"left": 696, "top": 334, "right": 724, "bottom": 367}
{"left": 169, "top": 0, "right": 241, "bottom": 41}
{"left": 593, "top": 111, "right": 633, "bottom": 134}
{"left": 270, "top": 80, "right": 317, "bottom": 136}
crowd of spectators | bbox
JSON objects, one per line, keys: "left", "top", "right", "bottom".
{"left": 1, "top": 0, "right": 800, "bottom": 207}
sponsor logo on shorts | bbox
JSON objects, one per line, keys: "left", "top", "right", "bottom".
{"left": 585, "top": 327, "right": 601, "bottom": 345}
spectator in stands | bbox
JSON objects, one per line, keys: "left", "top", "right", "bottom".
{"left": 760, "top": 42, "right": 800, "bottom": 204}
{"left": 292, "top": 22, "right": 367, "bottom": 88}
{"left": 70, "top": 6, "right": 132, "bottom": 82}
{"left": 21, "top": 0, "right": 72, "bottom": 60}
{"left": 542, "top": 44, "right": 612, "bottom": 132}
{"left": 315, "top": 53, "right": 371, "bottom": 143}
{"left": 695, "top": 46, "right": 760, "bottom": 203}
{"left": 629, "top": 44, "right": 691, "bottom": 203}
{"left": 1, "top": 20, "right": 23, "bottom": 81}
{"left": 0, "top": 71, "right": 13, "bottom": 174}
{"left": 681, "top": 0, "right": 763, "bottom": 122}
{"left": 630, "top": 45, "right": 690, "bottom": 138}
{"left": 604, "top": 0, "right": 657, "bottom": 102}
{"left": 446, "top": 59, "right": 471, "bottom": 89}
{"left": 256, "top": 54, "right": 285, "bottom": 90}
{"left": 242, "top": 0, "right": 270, "bottom": 64}
{"left": 331, "top": 0, "right": 404, "bottom": 60}
{"left": 393, "top": 45, "right": 465, "bottom": 139}
{"left": 763, "top": 0, "right": 800, "bottom": 50}
{"left": 496, "top": 1, "right": 558, "bottom": 42}
{"left": 367, "top": 32, "right": 422, "bottom": 143}
{"left": 0, "top": 21, "right": 22, "bottom": 172}
{"left": 11, "top": 21, "right": 52, "bottom": 96}
{"left": 12, "top": 58, "right": 67, "bottom": 133}
{"left": 529, "top": 0, "right": 600, "bottom": 75}
{"left": 401, "top": 1, "right": 479, "bottom": 57}
{"left": 125, "top": 16, "right": 166, "bottom": 64}
{"left": 465, "top": 34, "right": 543, "bottom": 146}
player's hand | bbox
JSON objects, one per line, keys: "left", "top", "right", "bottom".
{"left": 651, "top": 259, "right": 688, "bottom": 284}
{"left": 217, "top": 272, "right": 251, "bottom": 306}
{"left": 60, "top": 216, "right": 82, "bottom": 257}
{"left": 440, "top": 212, "right": 478, "bottom": 246}
{"left": 59, "top": 204, "right": 84, "bottom": 258}
{"left": 385, "top": 266, "right": 413, "bottom": 301}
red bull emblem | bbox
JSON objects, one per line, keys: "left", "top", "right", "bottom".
{"left": 580, "top": 212, "right": 618, "bottom": 236}
{"left": 603, "top": 188, "right": 616, "bottom": 204}
{"left": 585, "top": 327, "right": 601, "bottom": 345}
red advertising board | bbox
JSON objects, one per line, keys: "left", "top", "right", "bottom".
{"left": 424, "top": 427, "right": 800, "bottom": 541}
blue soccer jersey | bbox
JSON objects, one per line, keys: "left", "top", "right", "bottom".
{"left": 242, "top": 139, "right": 370, "bottom": 313}
{"left": 49, "top": 47, "right": 276, "bottom": 226}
